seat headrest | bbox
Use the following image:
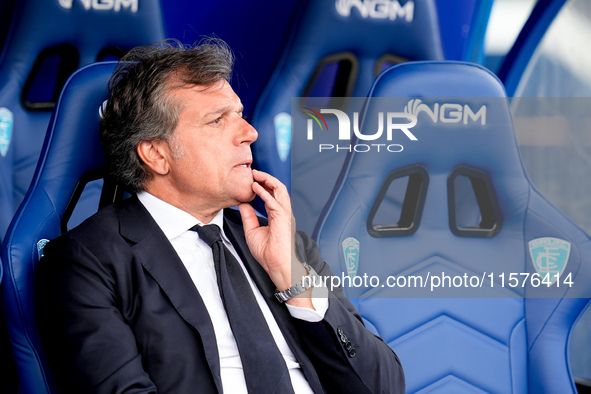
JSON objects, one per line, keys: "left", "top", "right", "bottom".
{"left": 355, "top": 61, "right": 523, "bottom": 180}
{"left": 1, "top": 0, "right": 165, "bottom": 66}
{"left": 306, "top": 61, "right": 527, "bottom": 238}
{"left": 289, "top": 0, "right": 444, "bottom": 65}
{"left": 260, "top": 0, "right": 445, "bottom": 101}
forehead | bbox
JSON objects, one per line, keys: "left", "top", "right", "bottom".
{"left": 169, "top": 80, "right": 240, "bottom": 115}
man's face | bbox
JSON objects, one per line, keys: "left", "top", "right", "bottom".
{"left": 162, "top": 80, "right": 258, "bottom": 217}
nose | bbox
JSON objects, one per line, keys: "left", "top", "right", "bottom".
{"left": 234, "top": 116, "right": 258, "bottom": 146}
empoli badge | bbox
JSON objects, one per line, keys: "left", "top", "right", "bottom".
{"left": 342, "top": 237, "right": 360, "bottom": 279}
{"left": 0, "top": 107, "right": 13, "bottom": 157}
{"left": 37, "top": 239, "right": 50, "bottom": 260}
{"left": 273, "top": 112, "right": 291, "bottom": 162}
{"left": 528, "top": 237, "right": 570, "bottom": 285}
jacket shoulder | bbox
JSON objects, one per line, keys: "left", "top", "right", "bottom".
{"left": 47, "top": 197, "right": 143, "bottom": 258}
{"left": 63, "top": 199, "right": 127, "bottom": 239}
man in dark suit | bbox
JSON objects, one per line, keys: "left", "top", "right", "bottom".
{"left": 37, "top": 38, "right": 404, "bottom": 393}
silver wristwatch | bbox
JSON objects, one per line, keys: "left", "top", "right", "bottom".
{"left": 274, "top": 263, "right": 317, "bottom": 303}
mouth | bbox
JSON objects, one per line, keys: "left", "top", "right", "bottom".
{"left": 235, "top": 160, "right": 252, "bottom": 169}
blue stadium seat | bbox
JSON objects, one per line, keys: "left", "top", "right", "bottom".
{"left": 1, "top": 62, "right": 117, "bottom": 394}
{"left": 313, "top": 61, "right": 591, "bottom": 393}
{"left": 250, "top": 0, "right": 493, "bottom": 234}
{"left": 0, "top": 0, "right": 166, "bottom": 244}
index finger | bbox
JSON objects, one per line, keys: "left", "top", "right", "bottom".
{"left": 251, "top": 170, "right": 290, "bottom": 203}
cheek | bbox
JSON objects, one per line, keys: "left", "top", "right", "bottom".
{"left": 176, "top": 141, "right": 228, "bottom": 184}
{"left": 170, "top": 153, "right": 210, "bottom": 186}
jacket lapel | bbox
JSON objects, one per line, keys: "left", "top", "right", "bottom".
{"left": 117, "top": 196, "right": 223, "bottom": 392}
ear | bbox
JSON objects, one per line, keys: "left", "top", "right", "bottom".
{"left": 137, "top": 140, "right": 171, "bottom": 176}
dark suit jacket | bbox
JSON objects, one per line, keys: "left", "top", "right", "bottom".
{"left": 37, "top": 196, "right": 404, "bottom": 393}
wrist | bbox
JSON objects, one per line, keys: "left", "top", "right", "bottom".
{"left": 270, "top": 255, "right": 307, "bottom": 290}
{"left": 274, "top": 262, "right": 317, "bottom": 303}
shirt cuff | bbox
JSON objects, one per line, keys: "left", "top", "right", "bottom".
{"left": 285, "top": 285, "right": 329, "bottom": 322}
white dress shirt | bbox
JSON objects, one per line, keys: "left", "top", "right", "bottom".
{"left": 137, "top": 192, "right": 328, "bottom": 393}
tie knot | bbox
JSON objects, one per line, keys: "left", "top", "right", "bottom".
{"left": 191, "top": 224, "right": 222, "bottom": 247}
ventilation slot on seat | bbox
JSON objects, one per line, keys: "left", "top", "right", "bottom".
{"left": 375, "top": 53, "right": 408, "bottom": 77}
{"left": 302, "top": 52, "right": 358, "bottom": 109}
{"left": 448, "top": 165, "right": 503, "bottom": 237}
{"left": 367, "top": 164, "right": 429, "bottom": 237}
{"left": 22, "top": 44, "right": 79, "bottom": 111}
{"left": 61, "top": 168, "right": 126, "bottom": 233}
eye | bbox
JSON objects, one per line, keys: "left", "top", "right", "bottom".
{"left": 209, "top": 116, "right": 223, "bottom": 125}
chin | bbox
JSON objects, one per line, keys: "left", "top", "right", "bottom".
{"left": 240, "top": 192, "right": 256, "bottom": 203}
{"left": 231, "top": 188, "right": 256, "bottom": 205}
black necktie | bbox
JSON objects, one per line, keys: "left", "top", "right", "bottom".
{"left": 191, "top": 224, "right": 295, "bottom": 394}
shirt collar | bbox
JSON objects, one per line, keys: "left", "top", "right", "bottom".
{"left": 137, "top": 191, "right": 227, "bottom": 242}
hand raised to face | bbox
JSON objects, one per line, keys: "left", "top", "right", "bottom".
{"left": 238, "top": 170, "right": 313, "bottom": 308}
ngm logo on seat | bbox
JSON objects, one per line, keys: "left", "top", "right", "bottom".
{"left": 405, "top": 99, "right": 487, "bottom": 126}
{"left": 336, "top": 0, "right": 414, "bottom": 22}
{"left": 305, "top": 99, "right": 487, "bottom": 153}
{"left": 59, "top": 0, "right": 138, "bottom": 12}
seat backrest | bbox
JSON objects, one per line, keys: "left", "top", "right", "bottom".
{"left": 250, "top": 0, "right": 446, "bottom": 233}
{"left": 0, "top": 0, "right": 165, "bottom": 243}
{"left": 1, "top": 62, "right": 117, "bottom": 393}
{"left": 313, "top": 61, "right": 591, "bottom": 393}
